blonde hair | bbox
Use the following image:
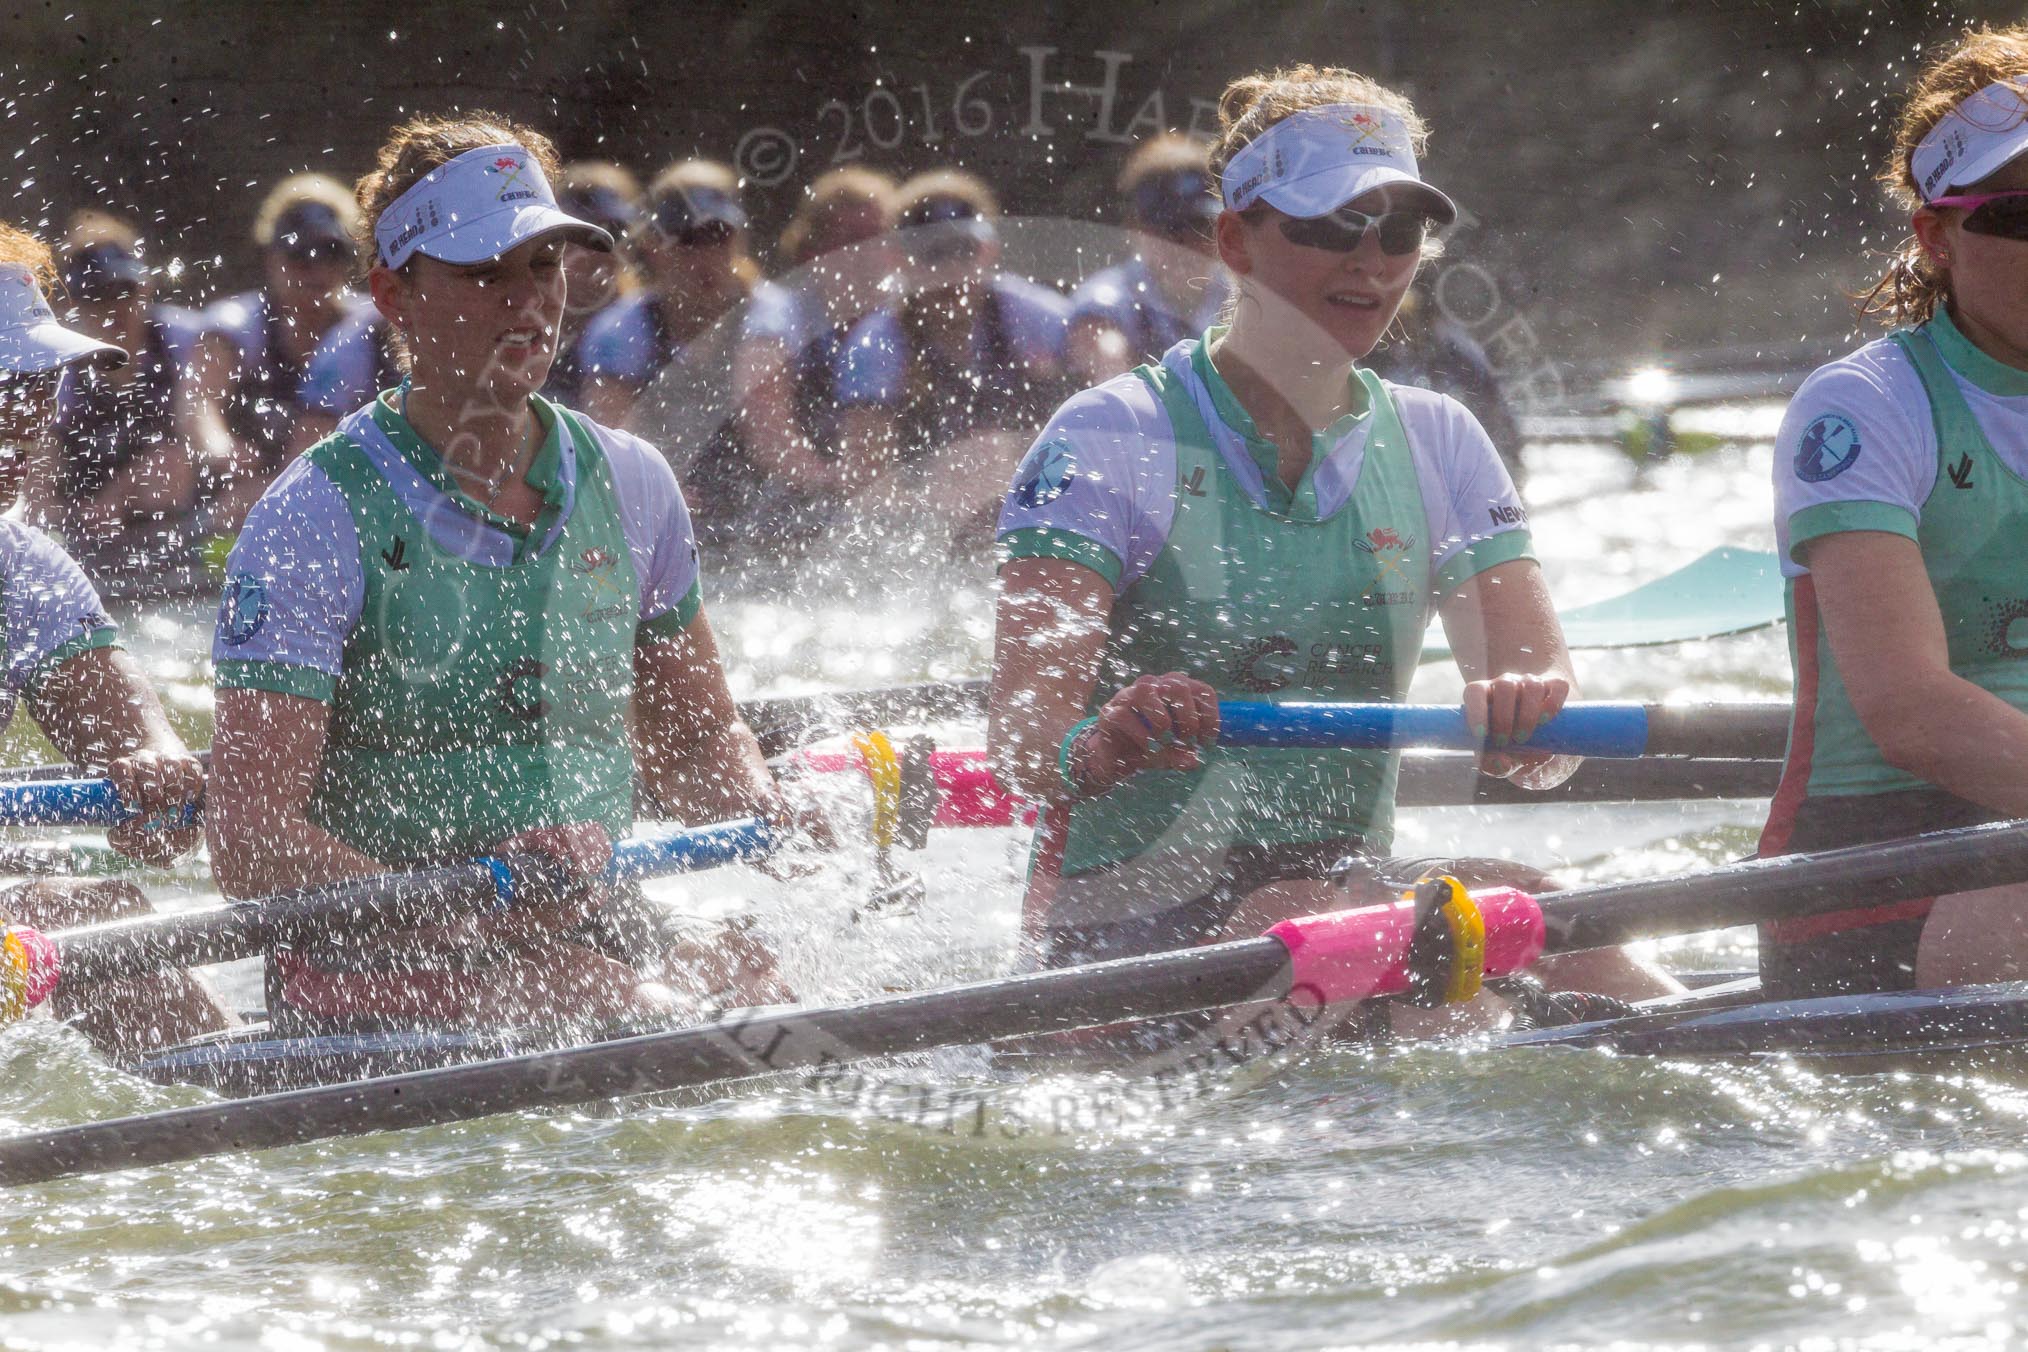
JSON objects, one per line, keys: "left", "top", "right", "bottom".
{"left": 559, "top": 158, "right": 643, "bottom": 208}
{"left": 1119, "top": 132, "right": 1212, "bottom": 196}
{"left": 0, "top": 223, "right": 56, "bottom": 294}
{"left": 1861, "top": 24, "right": 2028, "bottom": 326}
{"left": 777, "top": 166, "right": 896, "bottom": 270}
{"left": 895, "top": 168, "right": 1000, "bottom": 222}
{"left": 64, "top": 209, "right": 142, "bottom": 257}
{"left": 253, "top": 172, "right": 359, "bottom": 247}
{"left": 355, "top": 110, "right": 563, "bottom": 274}
{"left": 645, "top": 159, "right": 760, "bottom": 289}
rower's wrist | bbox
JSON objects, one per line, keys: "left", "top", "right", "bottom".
{"left": 1057, "top": 715, "right": 1105, "bottom": 799}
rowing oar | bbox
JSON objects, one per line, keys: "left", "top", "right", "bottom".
{"left": 0, "top": 817, "right": 778, "bottom": 1003}
{"left": 5, "top": 813, "right": 2026, "bottom": 1187}
{"left": 0, "top": 703, "right": 1789, "bottom": 830}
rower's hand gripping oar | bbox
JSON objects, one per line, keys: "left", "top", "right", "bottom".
{"left": 0, "top": 816, "right": 782, "bottom": 1011}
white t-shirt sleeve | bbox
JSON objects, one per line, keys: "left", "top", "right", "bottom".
{"left": 212, "top": 459, "right": 365, "bottom": 701}
{"left": 0, "top": 522, "right": 118, "bottom": 695}
{"left": 996, "top": 376, "right": 1176, "bottom": 591}
{"left": 1772, "top": 343, "right": 1934, "bottom": 575}
{"left": 1394, "top": 386, "right": 1535, "bottom": 593}
{"left": 593, "top": 423, "right": 702, "bottom": 636}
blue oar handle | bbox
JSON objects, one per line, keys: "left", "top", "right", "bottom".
{"left": 0, "top": 778, "right": 202, "bottom": 829}
{"left": 1215, "top": 701, "right": 1654, "bottom": 758}
{"left": 606, "top": 817, "right": 780, "bottom": 881}
{"left": 467, "top": 817, "right": 784, "bottom": 911}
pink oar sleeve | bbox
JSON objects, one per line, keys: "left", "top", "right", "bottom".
{"left": 3, "top": 925, "right": 60, "bottom": 1015}
{"left": 1264, "top": 886, "right": 1546, "bottom": 1006}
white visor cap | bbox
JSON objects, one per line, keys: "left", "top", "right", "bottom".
{"left": 374, "top": 143, "right": 615, "bottom": 270}
{"left": 0, "top": 265, "right": 126, "bottom": 373}
{"left": 1913, "top": 78, "right": 2028, "bottom": 203}
{"left": 1220, "top": 103, "right": 1457, "bottom": 224}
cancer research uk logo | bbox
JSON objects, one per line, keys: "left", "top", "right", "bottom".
{"left": 1013, "top": 439, "right": 1077, "bottom": 509}
{"left": 219, "top": 573, "right": 268, "bottom": 647}
{"left": 1795, "top": 412, "right": 1862, "bottom": 483}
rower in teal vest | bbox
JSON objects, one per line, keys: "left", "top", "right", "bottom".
{"left": 208, "top": 113, "right": 825, "bottom": 1035}
{"left": 1761, "top": 30, "right": 2028, "bottom": 998}
{"left": 989, "top": 65, "right": 1677, "bottom": 1026}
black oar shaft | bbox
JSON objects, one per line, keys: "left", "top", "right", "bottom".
{"left": 1542, "top": 817, "right": 2028, "bottom": 953}
{"left": 0, "top": 939, "right": 1293, "bottom": 1187}
{"left": 1640, "top": 704, "right": 1788, "bottom": 759}
{"left": 52, "top": 860, "right": 553, "bottom": 986}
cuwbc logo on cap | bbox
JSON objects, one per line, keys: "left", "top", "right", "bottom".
{"left": 1341, "top": 110, "right": 1385, "bottom": 146}
{"left": 488, "top": 156, "right": 532, "bottom": 201}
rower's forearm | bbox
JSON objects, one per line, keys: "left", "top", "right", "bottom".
{"left": 1859, "top": 677, "right": 2028, "bottom": 816}
{"left": 642, "top": 724, "right": 786, "bottom": 824}
{"left": 990, "top": 720, "right": 1079, "bottom": 803}
{"left": 208, "top": 814, "right": 388, "bottom": 899}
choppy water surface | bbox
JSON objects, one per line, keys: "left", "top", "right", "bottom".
{"left": 11, "top": 429, "right": 2028, "bottom": 1351}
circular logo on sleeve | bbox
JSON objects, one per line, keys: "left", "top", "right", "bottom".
{"left": 219, "top": 574, "right": 268, "bottom": 647}
{"left": 1794, "top": 412, "right": 1862, "bottom": 483}
{"left": 1013, "top": 439, "right": 1077, "bottom": 509}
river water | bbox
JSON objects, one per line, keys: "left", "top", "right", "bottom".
{"left": 9, "top": 420, "right": 2028, "bottom": 1351}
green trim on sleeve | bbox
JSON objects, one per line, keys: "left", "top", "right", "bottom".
{"left": 1787, "top": 500, "right": 1918, "bottom": 563}
{"left": 638, "top": 579, "right": 702, "bottom": 642}
{"left": 24, "top": 626, "right": 120, "bottom": 698}
{"left": 214, "top": 658, "right": 338, "bottom": 703}
{"left": 998, "top": 526, "right": 1124, "bottom": 591}
{"left": 1433, "top": 530, "right": 1537, "bottom": 599}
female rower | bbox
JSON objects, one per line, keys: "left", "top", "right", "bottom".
{"left": 188, "top": 174, "right": 367, "bottom": 537}
{"left": 576, "top": 160, "right": 796, "bottom": 546}
{"left": 989, "top": 66, "right": 1674, "bottom": 1024}
{"left": 1760, "top": 25, "right": 2028, "bottom": 997}
{"left": 836, "top": 169, "right": 1072, "bottom": 541}
{"left": 206, "top": 113, "right": 819, "bottom": 1035}
{"left": 0, "top": 221, "right": 230, "bottom": 1058}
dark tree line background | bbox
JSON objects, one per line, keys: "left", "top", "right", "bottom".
{"left": 0, "top": 0, "right": 2004, "bottom": 378}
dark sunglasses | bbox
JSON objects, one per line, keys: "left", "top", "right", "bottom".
{"left": 1931, "top": 190, "right": 2028, "bottom": 241}
{"left": 1277, "top": 206, "right": 1430, "bottom": 255}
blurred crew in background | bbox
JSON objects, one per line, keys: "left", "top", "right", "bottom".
{"left": 36, "top": 212, "right": 206, "bottom": 595}
{"left": 545, "top": 160, "right": 644, "bottom": 407}
{"left": 0, "top": 220, "right": 233, "bottom": 1059}
{"left": 1066, "top": 134, "right": 1229, "bottom": 386}
{"left": 188, "top": 174, "right": 367, "bottom": 537}
{"left": 578, "top": 160, "right": 792, "bottom": 545}
{"left": 1367, "top": 273, "right": 1527, "bottom": 486}
{"left": 732, "top": 166, "right": 899, "bottom": 544}
{"left": 293, "top": 275, "right": 404, "bottom": 451}
{"left": 835, "top": 169, "right": 1071, "bottom": 540}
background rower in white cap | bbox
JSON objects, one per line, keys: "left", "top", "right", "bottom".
{"left": 0, "top": 218, "right": 233, "bottom": 1060}
{"left": 990, "top": 63, "right": 1675, "bottom": 1042}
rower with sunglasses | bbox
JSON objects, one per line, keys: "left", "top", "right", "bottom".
{"left": 833, "top": 170, "right": 1071, "bottom": 536}
{"left": 190, "top": 175, "right": 370, "bottom": 536}
{"left": 1760, "top": 31, "right": 2028, "bottom": 998}
{"left": 989, "top": 65, "right": 1674, "bottom": 1019}
{"left": 576, "top": 162, "right": 797, "bottom": 544}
